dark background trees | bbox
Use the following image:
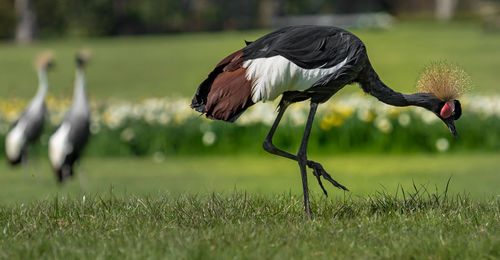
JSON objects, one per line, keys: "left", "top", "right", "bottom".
{"left": 0, "top": 0, "right": 489, "bottom": 41}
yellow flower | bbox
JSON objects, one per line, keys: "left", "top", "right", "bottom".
{"left": 375, "top": 117, "right": 393, "bottom": 133}
{"left": 319, "top": 119, "right": 331, "bottom": 131}
{"left": 174, "top": 113, "right": 186, "bottom": 124}
{"left": 338, "top": 107, "right": 354, "bottom": 118}
{"left": 358, "top": 110, "right": 375, "bottom": 122}
{"left": 388, "top": 107, "right": 402, "bottom": 119}
{"left": 101, "top": 110, "right": 112, "bottom": 126}
{"left": 319, "top": 113, "right": 344, "bottom": 131}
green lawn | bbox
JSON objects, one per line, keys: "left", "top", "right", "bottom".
{"left": 0, "top": 21, "right": 499, "bottom": 100}
{"left": 0, "top": 184, "right": 498, "bottom": 259}
{"left": 0, "top": 153, "right": 498, "bottom": 259}
{"left": 0, "top": 153, "right": 498, "bottom": 205}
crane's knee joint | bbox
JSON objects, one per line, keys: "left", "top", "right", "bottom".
{"left": 262, "top": 140, "right": 275, "bottom": 153}
{"left": 297, "top": 152, "right": 307, "bottom": 165}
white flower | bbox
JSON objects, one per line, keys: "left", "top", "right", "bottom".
{"left": 90, "top": 122, "right": 101, "bottom": 134}
{"left": 120, "top": 128, "right": 135, "bottom": 142}
{"left": 414, "top": 107, "right": 438, "bottom": 124}
{"left": 153, "top": 151, "right": 165, "bottom": 163}
{"left": 357, "top": 109, "right": 375, "bottom": 122}
{"left": 158, "top": 113, "right": 170, "bottom": 125}
{"left": 202, "top": 131, "right": 216, "bottom": 146}
{"left": 435, "top": 138, "right": 450, "bottom": 152}
{"left": 288, "top": 104, "right": 307, "bottom": 126}
{"left": 237, "top": 102, "right": 277, "bottom": 126}
{"left": 398, "top": 113, "right": 411, "bottom": 127}
{"left": 375, "top": 116, "right": 393, "bottom": 133}
{"left": 50, "top": 112, "right": 65, "bottom": 126}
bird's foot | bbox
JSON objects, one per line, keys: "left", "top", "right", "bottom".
{"left": 306, "top": 160, "right": 349, "bottom": 196}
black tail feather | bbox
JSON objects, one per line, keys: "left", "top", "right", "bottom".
{"left": 191, "top": 66, "right": 224, "bottom": 114}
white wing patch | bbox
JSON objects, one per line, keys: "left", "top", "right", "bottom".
{"left": 5, "top": 120, "right": 27, "bottom": 161}
{"left": 49, "top": 122, "right": 73, "bottom": 169}
{"left": 243, "top": 55, "right": 348, "bottom": 103}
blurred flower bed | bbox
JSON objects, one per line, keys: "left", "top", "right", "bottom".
{"left": 1, "top": 94, "right": 499, "bottom": 158}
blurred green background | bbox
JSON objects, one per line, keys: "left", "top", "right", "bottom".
{"left": 0, "top": 0, "right": 499, "bottom": 204}
{"left": 1, "top": 21, "right": 499, "bottom": 99}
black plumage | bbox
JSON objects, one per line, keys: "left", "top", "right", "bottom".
{"left": 243, "top": 25, "right": 362, "bottom": 69}
{"left": 192, "top": 26, "right": 462, "bottom": 216}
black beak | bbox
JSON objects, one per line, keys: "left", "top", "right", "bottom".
{"left": 443, "top": 117, "right": 458, "bottom": 139}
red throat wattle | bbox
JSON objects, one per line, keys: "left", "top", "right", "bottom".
{"left": 440, "top": 101, "right": 455, "bottom": 118}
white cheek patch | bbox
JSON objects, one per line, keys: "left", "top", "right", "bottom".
{"left": 243, "top": 55, "right": 347, "bottom": 103}
{"left": 49, "top": 122, "right": 73, "bottom": 169}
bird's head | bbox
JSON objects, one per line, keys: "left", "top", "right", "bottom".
{"left": 436, "top": 99, "right": 462, "bottom": 138}
{"left": 34, "top": 50, "right": 55, "bottom": 71}
{"left": 416, "top": 61, "right": 470, "bottom": 138}
{"left": 76, "top": 48, "right": 92, "bottom": 69}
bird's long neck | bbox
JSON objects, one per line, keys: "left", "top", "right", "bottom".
{"left": 72, "top": 68, "right": 89, "bottom": 111}
{"left": 35, "top": 69, "right": 49, "bottom": 100}
{"left": 359, "top": 64, "right": 439, "bottom": 110}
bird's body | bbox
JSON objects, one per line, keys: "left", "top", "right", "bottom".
{"left": 5, "top": 53, "right": 52, "bottom": 165}
{"left": 242, "top": 26, "right": 365, "bottom": 103}
{"left": 192, "top": 25, "right": 462, "bottom": 216}
{"left": 192, "top": 26, "right": 367, "bottom": 120}
{"left": 49, "top": 53, "right": 90, "bottom": 182}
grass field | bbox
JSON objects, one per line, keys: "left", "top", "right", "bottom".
{"left": 0, "top": 191, "right": 498, "bottom": 259}
{"left": 1, "top": 154, "right": 497, "bottom": 258}
{"left": 0, "top": 153, "right": 499, "bottom": 259}
{"left": 0, "top": 21, "right": 499, "bottom": 100}
{"left": 0, "top": 154, "right": 498, "bottom": 205}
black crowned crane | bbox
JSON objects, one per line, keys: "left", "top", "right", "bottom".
{"left": 192, "top": 25, "right": 467, "bottom": 216}
{"left": 5, "top": 51, "right": 54, "bottom": 165}
{"left": 48, "top": 51, "right": 91, "bottom": 183}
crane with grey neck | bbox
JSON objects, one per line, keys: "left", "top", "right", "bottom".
{"left": 5, "top": 52, "right": 53, "bottom": 165}
{"left": 49, "top": 52, "right": 91, "bottom": 183}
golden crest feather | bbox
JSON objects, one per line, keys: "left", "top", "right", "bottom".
{"left": 416, "top": 61, "right": 471, "bottom": 101}
{"left": 34, "top": 50, "right": 54, "bottom": 69}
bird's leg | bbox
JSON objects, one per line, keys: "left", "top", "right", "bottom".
{"left": 59, "top": 165, "right": 72, "bottom": 183}
{"left": 296, "top": 102, "right": 319, "bottom": 217}
{"left": 262, "top": 101, "right": 348, "bottom": 197}
{"left": 262, "top": 102, "right": 297, "bottom": 161}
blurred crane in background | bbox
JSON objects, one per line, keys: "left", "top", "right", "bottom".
{"left": 48, "top": 50, "right": 91, "bottom": 183}
{"left": 5, "top": 51, "right": 53, "bottom": 165}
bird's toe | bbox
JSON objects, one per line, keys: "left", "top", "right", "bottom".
{"left": 307, "top": 160, "right": 349, "bottom": 192}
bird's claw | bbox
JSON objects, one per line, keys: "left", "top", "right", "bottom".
{"left": 306, "top": 161, "right": 349, "bottom": 196}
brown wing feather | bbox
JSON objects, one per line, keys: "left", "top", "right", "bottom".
{"left": 191, "top": 50, "right": 254, "bottom": 122}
